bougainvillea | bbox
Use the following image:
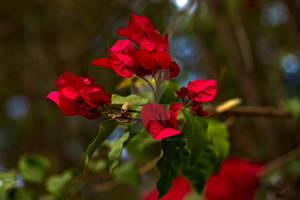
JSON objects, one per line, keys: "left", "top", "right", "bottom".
{"left": 47, "top": 72, "right": 111, "bottom": 120}
{"left": 141, "top": 102, "right": 182, "bottom": 140}
{"left": 47, "top": 13, "right": 230, "bottom": 199}
{"left": 204, "top": 158, "right": 263, "bottom": 200}
{"left": 177, "top": 79, "right": 217, "bottom": 116}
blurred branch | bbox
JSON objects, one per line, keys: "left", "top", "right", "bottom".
{"left": 166, "top": 0, "right": 197, "bottom": 37}
{"left": 208, "top": 98, "right": 292, "bottom": 118}
{"left": 260, "top": 145, "right": 300, "bottom": 177}
{"left": 221, "top": 106, "right": 292, "bottom": 118}
{"left": 228, "top": 5, "right": 255, "bottom": 73}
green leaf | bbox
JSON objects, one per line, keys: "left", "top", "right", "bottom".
{"left": 111, "top": 94, "right": 151, "bottom": 105}
{"left": 108, "top": 131, "right": 130, "bottom": 173}
{"left": 0, "top": 170, "right": 16, "bottom": 198}
{"left": 156, "top": 80, "right": 180, "bottom": 104}
{"left": 126, "top": 126, "right": 158, "bottom": 162}
{"left": 85, "top": 119, "right": 119, "bottom": 164}
{"left": 46, "top": 170, "right": 77, "bottom": 198}
{"left": 87, "top": 159, "right": 107, "bottom": 173}
{"left": 283, "top": 98, "right": 300, "bottom": 118}
{"left": 182, "top": 113, "right": 208, "bottom": 154}
{"left": 39, "top": 195, "right": 55, "bottom": 200}
{"left": 156, "top": 135, "right": 189, "bottom": 198}
{"left": 207, "top": 119, "right": 230, "bottom": 160}
{"left": 7, "top": 188, "right": 35, "bottom": 200}
{"left": 112, "top": 162, "right": 141, "bottom": 185}
{"left": 18, "top": 154, "right": 50, "bottom": 183}
{"left": 182, "top": 144, "right": 219, "bottom": 193}
{"left": 181, "top": 113, "right": 229, "bottom": 193}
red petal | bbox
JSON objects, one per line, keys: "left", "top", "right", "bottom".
{"left": 60, "top": 87, "right": 79, "bottom": 100}
{"left": 56, "top": 72, "right": 92, "bottom": 91}
{"left": 47, "top": 91, "right": 60, "bottom": 105}
{"left": 169, "top": 102, "right": 182, "bottom": 129}
{"left": 80, "top": 84, "right": 111, "bottom": 107}
{"left": 153, "top": 128, "right": 181, "bottom": 140}
{"left": 77, "top": 101, "right": 101, "bottom": 120}
{"left": 155, "top": 52, "right": 171, "bottom": 69}
{"left": 205, "top": 176, "right": 234, "bottom": 200}
{"left": 143, "top": 176, "right": 190, "bottom": 200}
{"left": 147, "top": 120, "right": 166, "bottom": 140}
{"left": 169, "top": 61, "right": 180, "bottom": 78}
{"left": 90, "top": 57, "right": 111, "bottom": 68}
{"left": 110, "top": 58, "right": 133, "bottom": 78}
{"left": 130, "top": 13, "right": 155, "bottom": 33}
{"left": 116, "top": 27, "right": 129, "bottom": 37}
{"left": 58, "top": 95, "right": 78, "bottom": 116}
{"left": 141, "top": 103, "right": 167, "bottom": 127}
{"left": 187, "top": 79, "right": 217, "bottom": 102}
{"left": 176, "top": 87, "right": 188, "bottom": 98}
{"left": 136, "top": 49, "right": 157, "bottom": 71}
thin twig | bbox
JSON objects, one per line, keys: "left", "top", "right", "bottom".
{"left": 259, "top": 145, "right": 300, "bottom": 177}
{"left": 222, "top": 106, "right": 292, "bottom": 118}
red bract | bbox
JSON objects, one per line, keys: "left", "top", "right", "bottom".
{"left": 143, "top": 176, "right": 191, "bottom": 200}
{"left": 47, "top": 72, "right": 111, "bottom": 120}
{"left": 117, "top": 14, "right": 168, "bottom": 53}
{"left": 187, "top": 79, "right": 217, "bottom": 102}
{"left": 191, "top": 101, "right": 208, "bottom": 116}
{"left": 176, "top": 87, "right": 188, "bottom": 98}
{"left": 204, "top": 158, "right": 263, "bottom": 200}
{"left": 141, "top": 102, "right": 182, "bottom": 140}
{"left": 117, "top": 14, "right": 180, "bottom": 79}
{"left": 91, "top": 40, "right": 143, "bottom": 78}
{"left": 177, "top": 79, "right": 217, "bottom": 116}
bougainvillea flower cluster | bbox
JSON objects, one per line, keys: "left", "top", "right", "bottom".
{"left": 141, "top": 102, "right": 182, "bottom": 140}
{"left": 177, "top": 79, "right": 217, "bottom": 116}
{"left": 204, "top": 158, "right": 263, "bottom": 200}
{"left": 47, "top": 72, "right": 111, "bottom": 120}
{"left": 91, "top": 14, "right": 180, "bottom": 79}
{"left": 143, "top": 176, "right": 191, "bottom": 200}
{"left": 46, "top": 13, "right": 265, "bottom": 200}
{"left": 48, "top": 14, "right": 218, "bottom": 140}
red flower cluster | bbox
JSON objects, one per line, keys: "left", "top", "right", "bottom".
{"left": 47, "top": 72, "right": 111, "bottom": 120}
{"left": 91, "top": 14, "right": 180, "bottom": 79}
{"left": 204, "top": 158, "right": 263, "bottom": 200}
{"left": 143, "top": 176, "right": 191, "bottom": 200}
{"left": 177, "top": 79, "right": 217, "bottom": 116}
{"left": 141, "top": 102, "right": 182, "bottom": 140}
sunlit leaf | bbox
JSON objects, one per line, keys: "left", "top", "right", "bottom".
{"left": 207, "top": 119, "right": 230, "bottom": 160}
{"left": 111, "top": 94, "right": 151, "bottom": 105}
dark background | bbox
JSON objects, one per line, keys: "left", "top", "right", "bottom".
{"left": 1, "top": 0, "right": 300, "bottom": 199}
